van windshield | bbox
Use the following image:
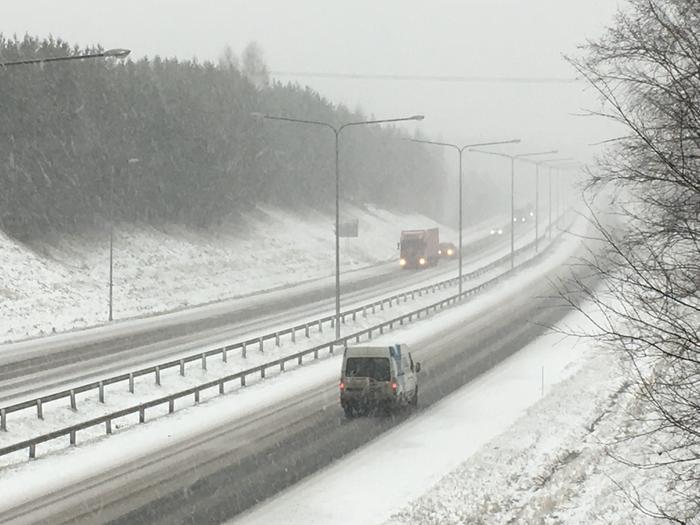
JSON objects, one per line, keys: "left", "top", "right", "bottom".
{"left": 345, "top": 357, "right": 390, "bottom": 381}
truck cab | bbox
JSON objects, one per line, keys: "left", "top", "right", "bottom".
{"left": 340, "top": 344, "right": 420, "bottom": 417}
{"left": 399, "top": 228, "right": 439, "bottom": 269}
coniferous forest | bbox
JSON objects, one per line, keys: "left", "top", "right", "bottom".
{"left": 0, "top": 35, "right": 447, "bottom": 240}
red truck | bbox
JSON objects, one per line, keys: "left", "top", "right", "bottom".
{"left": 399, "top": 228, "right": 439, "bottom": 269}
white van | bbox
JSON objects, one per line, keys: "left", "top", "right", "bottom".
{"left": 339, "top": 344, "right": 421, "bottom": 417}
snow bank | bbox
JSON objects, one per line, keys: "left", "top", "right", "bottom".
{"left": 0, "top": 205, "right": 486, "bottom": 343}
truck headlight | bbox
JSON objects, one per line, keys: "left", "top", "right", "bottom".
{"left": 419, "top": 257, "right": 426, "bottom": 265}
{"left": 399, "top": 258, "right": 407, "bottom": 266}
{"left": 447, "top": 249, "right": 453, "bottom": 256}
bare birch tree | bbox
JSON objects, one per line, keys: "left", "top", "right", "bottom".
{"left": 566, "top": 1, "right": 699, "bottom": 522}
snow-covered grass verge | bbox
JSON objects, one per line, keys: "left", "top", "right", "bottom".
{"left": 0, "top": 205, "right": 481, "bottom": 343}
{"left": 386, "top": 349, "right": 682, "bottom": 524}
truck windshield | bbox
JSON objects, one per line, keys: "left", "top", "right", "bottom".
{"left": 400, "top": 238, "right": 424, "bottom": 257}
{"left": 345, "top": 357, "right": 391, "bottom": 381}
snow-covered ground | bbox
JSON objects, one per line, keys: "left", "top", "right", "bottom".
{"left": 1, "top": 205, "right": 491, "bottom": 343}
{"left": 0, "top": 256, "right": 512, "bottom": 461}
{"left": 233, "top": 307, "right": 673, "bottom": 525}
{"left": 0, "top": 212, "right": 577, "bottom": 514}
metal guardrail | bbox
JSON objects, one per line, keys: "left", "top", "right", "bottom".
{"left": 0, "top": 233, "right": 540, "bottom": 430}
{"left": 0, "top": 222, "right": 570, "bottom": 461}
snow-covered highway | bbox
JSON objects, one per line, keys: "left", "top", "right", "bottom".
{"left": 0, "top": 216, "right": 590, "bottom": 525}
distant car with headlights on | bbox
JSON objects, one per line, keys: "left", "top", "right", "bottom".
{"left": 438, "top": 242, "right": 457, "bottom": 259}
{"left": 489, "top": 226, "right": 504, "bottom": 236}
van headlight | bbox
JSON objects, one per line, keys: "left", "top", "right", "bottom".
{"left": 447, "top": 249, "right": 453, "bottom": 256}
{"left": 399, "top": 258, "right": 407, "bottom": 266}
{"left": 419, "top": 257, "right": 426, "bottom": 265}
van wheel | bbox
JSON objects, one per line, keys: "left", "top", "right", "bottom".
{"left": 343, "top": 406, "right": 356, "bottom": 419}
{"left": 410, "top": 387, "right": 418, "bottom": 407}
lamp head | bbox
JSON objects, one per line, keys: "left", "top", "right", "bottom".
{"left": 104, "top": 48, "right": 131, "bottom": 59}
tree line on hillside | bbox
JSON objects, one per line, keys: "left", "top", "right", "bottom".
{"left": 0, "top": 35, "right": 446, "bottom": 240}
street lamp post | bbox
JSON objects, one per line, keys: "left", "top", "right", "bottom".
{"left": 108, "top": 157, "right": 140, "bottom": 322}
{"left": 469, "top": 149, "right": 558, "bottom": 268}
{"left": 253, "top": 113, "right": 424, "bottom": 340}
{"left": 0, "top": 48, "right": 131, "bottom": 68}
{"left": 0, "top": 46, "right": 132, "bottom": 321}
{"left": 519, "top": 157, "right": 573, "bottom": 250}
{"left": 409, "top": 138, "right": 520, "bottom": 295}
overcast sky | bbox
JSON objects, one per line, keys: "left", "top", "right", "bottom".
{"left": 3, "top": 0, "right": 623, "bottom": 177}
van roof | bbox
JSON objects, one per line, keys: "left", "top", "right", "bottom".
{"left": 344, "top": 345, "right": 408, "bottom": 358}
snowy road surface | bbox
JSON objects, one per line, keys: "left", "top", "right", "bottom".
{"left": 0, "top": 220, "right": 531, "bottom": 406}
{"left": 0, "top": 217, "right": 590, "bottom": 525}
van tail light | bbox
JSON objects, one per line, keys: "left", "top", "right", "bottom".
{"left": 339, "top": 381, "right": 345, "bottom": 391}
{"left": 391, "top": 380, "right": 398, "bottom": 393}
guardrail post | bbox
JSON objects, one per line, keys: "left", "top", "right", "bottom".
{"left": 219, "top": 380, "right": 225, "bottom": 394}
{"left": 106, "top": 419, "right": 112, "bottom": 435}
{"left": 305, "top": 324, "right": 310, "bottom": 338}
{"left": 330, "top": 318, "right": 335, "bottom": 328}
{"left": 362, "top": 306, "right": 367, "bottom": 317}
{"left": 169, "top": 399, "right": 175, "bottom": 413}
{"left": 70, "top": 430, "right": 76, "bottom": 446}
{"left": 298, "top": 355, "right": 303, "bottom": 365}
{"left": 242, "top": 342, "right": 247, "bottom": 358}
{"left": 29, "top": 444, "right": 36, "bottom": 459}
{"left": 341, "top": 314, "right": 345, "bottom": 325}
{"left": 379, "top": 325, "right": 384, "bottom": 334}
{"left": 355, "top": 335, "right": 360, "bottom": 343}
{"left": 99, "top": 381, "right": 105, "bottom": 403}
{"left": 408, "top": 313, "right": 413, "bottom": 322}
{"left": 155, "top": 366, "right": 161, "bottom": 386}
{"left": 389, "top": 320, "right": 393, "bottom": 329}
{"left": 280, "top": 361, "right": 285, "bottom": 372}
{"left": 194, "top": 390, "right": 200, "bottom": 404}
{"left": 291, "top": 329, "right": 296, "bottom": 343}
{"left": 314, "top": 349, "right": 319, "bottom": 359}
{"left": 261, "top": 368, "right": 266, "bottom": 379}
{"left": 275, "top": 332, "right": 280, "bottom": 346}
{"left": 70, "top": 390, "right": 77, "bottom": 411}
{"left": 1, "top": 408, "right": 6, "bottom": 431}
{"left": 400, "top": 317, "right": 404, "bottom": 326}
{"left": 258, "top": 337, "right": 264, "bottom": 353}
{"left": 318, "top": 319, "right": 323, "bottom": 333}
{"left": 129, "top": 373, "right": 134, "bottom": 393}
{"left": 368, "top": 328, "right": 373, "bottom": 340}
{"left": 241, "top": 375, "right": 246, "bottom": 387}
{"left": 202, "top": 354, "right": 207, "bottom": 371}
{"left": 222, "top": 347, "right": 228, "bottom": 363}
{"left": 180, "top": 359, "right": 185, "bottom": 376}
{"left": 352, "top": 311, "right": 356, "bottom": 321}
{"left": 139, "top": 407, "right": 145, "bottom": 423}
{"left": 36, "top": 399, "right": 43, "bottom": 420}
{"left": 412, "top": 292, "right": 415, "bottom": 300}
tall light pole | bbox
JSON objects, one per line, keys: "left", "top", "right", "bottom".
{"left": 409, "top": 138, "right": 520, "bottom": 295}
{"left": 253, "top": 112, "right": 424, "bottom": 340}
{"left": 520, "top": 157, "right": 573, "bottom": 250}
{"left": 469, "top": 149, "right": 558, "bottom": 268}
{"left": 547, "top": 161, "right": 580, "bottom": 232}
{"left": 109, "top": 157, "right": 140, "bottom": 322}
{"left": 0, "top": 48, "right": 131, "bottom": 68}
{"left": 0, "top": 47, "right": 132, "bottom": 321}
